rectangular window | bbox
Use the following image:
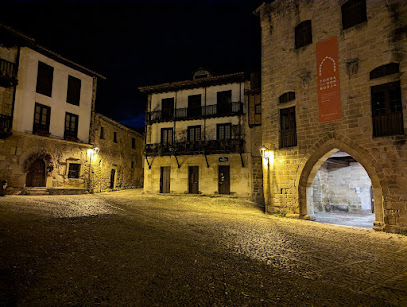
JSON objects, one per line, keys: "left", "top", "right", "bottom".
{"left": 33, "top": 103, "right": 51, "bottom": 135}
{"left": 131, "top": 161, "right": 134, "bottom": 169}
{"left": 187, "top": 126, "right": 201, "bottom": 142}
{"left": 132, "top": 137, "right": 136, "bottom": 149}
{"left": 67, "top": 75, "right": 81, "bottom": 106}
{"left": 162, "top": 98, "right": 175, "bottom": 121}
{"left": 114, "top": 131, "right": 118, "bottom": 143}
{"left": 100, "top": 126, "right": 104, "bottom": 139}
{"left": 217, "top": 123, "right": 232, "bottom": 140}
{"left": 64, "top": 112, "right": 79, "bottom": 140}
{"left": 217, "top": 90, "right": 232, "bottom": 116}
{"left": 188, "top": 95, "right": 202, "bottom": 117}
{"left": 36, "top": 61, "right": 54, "bottom": 97}
{"left": 161, "top": 128, "right": 173, "bottom": 145}
{"left": 342, "top": 0, "right": 367, "bottom": 30}
{"left": 295, "top": 20, "right": 312, "bottom": 49}
{"left": 371, "top": 81, "right": 404, "bottom": 137}
{"left": 280, "top": 107, "right": 297, "bottom": 148}
{"left": 68, "top": 163, "right": 81, "bottom": 179}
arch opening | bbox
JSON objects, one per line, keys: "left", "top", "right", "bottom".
{"left": 301, "top": 147, "right": 383, "bottom": 229}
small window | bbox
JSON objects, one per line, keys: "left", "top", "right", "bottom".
{"left": 100, "top": 127, "right": 104, "bottom": 139}
{"left": 113, "top": 131, "right": 118, "bottom": 143}
{"left": 295, "top": 20, "right": 312, "bottom": 49}
{"left": 280, "top": 107, "right": 297, "bottom": 148}
{"left": 255, "top": 104, "right": 262, "bottom": 114}
{"left": 64, "top": 112, "right": 79, "bottom": 140}
{"left": 33, "top": 103, "right": 51, "bottom": 135}
{"left": 341, "top": 0, "right": 367, "bottom": 30}
{"left": 188, "top": 126, "right": 201, "bottom": 142}
{"left": 132, "top": 137, "right": 136, "bottom": 149}
{"left": 131, "top": 161, "right": 134, "bottom": 169}
{"left": 36, "top": 61, "right": 54, "bottom": 97}
{"left": 217, "top": 123, "right": 232, "bottom": 140}
{"left": 371, "top": 81, "right": 404, "bottom": 137}
{"left": 279, "top": 92, "right": 296, "bottom": 104}
{"left": 67, "top": 75, "right": 81, "bottom": 106}
{"left": 370, "top": 63, "right": 400, "bottom": 80}
{"left": 161, "top": 128, "right": 173, "bottom": 145}
{"left": 68, "top": 163, "right": 81, "bottom": 179}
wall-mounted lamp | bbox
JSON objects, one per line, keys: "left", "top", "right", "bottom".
{"left": 260, "top": 145, "right": 269, "bottom": 159}
{"left": 88, "top": 147, "right": 100, "bottom": 158}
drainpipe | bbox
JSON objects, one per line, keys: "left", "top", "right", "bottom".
{"left": 10, "top": 46, "right": 21, "bottom": 129}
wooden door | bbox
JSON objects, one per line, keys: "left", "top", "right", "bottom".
{"left": 26, "top": 159, "right": 46, "bottom": 187}
{"left": 160, "top": 167, "right": 171, "bottom": 193}
{"left": 162, "top": 98, "right": 174, "bottom": 121}
{"left": 110, "top": 169, "right": 116, "bottom": 189}
{"left": 188, "top": 166, "right": 199, "bottom": 194}
{"left": 218, "top": 166, "right": 230, "bottom": 195}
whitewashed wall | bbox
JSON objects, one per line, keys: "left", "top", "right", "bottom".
{"left": 13, "top": 47, "right": 94, "bottom": 143}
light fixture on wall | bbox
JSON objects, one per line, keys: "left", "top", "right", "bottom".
{"left": 260, "top": 145, "right": 269, "bottom": 159}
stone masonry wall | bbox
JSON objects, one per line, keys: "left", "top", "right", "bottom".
{"left": 258, "top": 0, "right": 407, "bottom": 233}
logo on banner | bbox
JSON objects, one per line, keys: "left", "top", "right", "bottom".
{"left": 316, "top": 36, "right": 341, "bottom": 123}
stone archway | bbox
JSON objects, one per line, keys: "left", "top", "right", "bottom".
{"left": 298, "top": 140, "right": 385, "bottom": 231}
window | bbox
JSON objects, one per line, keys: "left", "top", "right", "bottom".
{"left": 255, "top": 104, "right": 262, "bottom": 114}
{"left": 188, "top": 126, "right": 201, "bottom": 142}
{"left": 370, "top": 63, "right": 400, "bottom": 80}
{"left": 68, "top": 163, "right": 81, "bottom": 179}
{"left": 279, "top": 92, "right": 296, "bottom": 104}
{"left": 161, "top": 128, "right": 173, "bottom": 145}
{"left": 36, "top": 61, "right": 54, "bottom": 97}
{"left": 100, "top": 127, "right": 104, "bottom": 139}
{"left": 188, "top": 95, "right": 202, "bottom": 117}
{"left": 371, "top": 81, "right": 403, "bottom": 137}
{"left": 33, "top": 103, "right": 51, "bottom": 135}
{"left": 67, "top": 75, "right": 81, "bottom": 106}
{"left": 217, "top": 90, "right": 232, "bottom": 115}
{"left": 217, "top": 124, "right": 232, "bottom": 140}
{"left": 341, "top": 0, "right": 367, "bottom": 30}
{"left": 295, "top": 20, "right": 312, "bottom": 49}
{"left": 64, "top": 112, "right": 79, "bottom": 140}
{"left": 132, "top": 137, "right": 136, "bottom": 149}
{"left": 113, "top": 131, "right": 118, "bottom": 143}
{"left": 162, "top": 98, "right": 174, "bottom": 121}
{"left": 131, "top": 161, "right": 134, "bottom": 169}
{"left": 280, "top": 107, "right": 297, "bottom": 148}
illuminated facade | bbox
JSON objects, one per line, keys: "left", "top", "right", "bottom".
{"left": 256, "top": 0, "right": 407, "bottom": 233}
{"left": 140, "top": 70, "right": 263, "bottom": 202}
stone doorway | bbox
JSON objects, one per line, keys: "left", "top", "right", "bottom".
{"left": 26, "top": 159, "right": 46, "bottom": 187}
{"left": 299, "top": 143, "right": 384, "bottom": 231}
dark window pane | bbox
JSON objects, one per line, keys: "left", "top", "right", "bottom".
{"left": 279, "top": 92, "right": 296, "bottom": 104}
{"left": 161, "top": 128, "right": 173, "bottom": 145}
{"left": 280, "top": 107, "right": 297, "bottom": 148}
{"left": 100, "top": 127, "right": 104, "bottom": 139}
{"left": 132, "top": 137, "right": 136, "bottom": 149}
{"left": 162, "top": 98, "right": 174, "bottom": 121}
{"left": 33, "top": 103, "right": 51, "bottom": 135}
{"left": 342, "top": 0, "right": 367, "bottom": 30}
{"left": 114, "top": 132, "right": 117, "bottom": 143}
{"left": 188, "top": 95, "right": 202, "bottom": 117}
{"left": 217, "top": 124, "right": 232, "bottom": 140}
{"left": 36, "top": 61, "right": 54, "bottom": 97}
{"left": 68, "top": 163, "right": 81, "bottom": 179}
{"left": 295, "top": 20, "right": 312, "bottom": 49}
{"left": 370, "top": 63, "right": 400, "bottom": 80}
{"left": 67, "top": 75, "right": 81, "bottom": 105}
{"left": 64, "top": 112, "right": 78, "bottom": 139}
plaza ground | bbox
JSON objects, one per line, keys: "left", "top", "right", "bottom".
{"left": 1, "top": 189, "right": 406, "bottom": 305}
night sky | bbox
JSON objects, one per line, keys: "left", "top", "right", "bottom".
{"left": 1, "top": 0, "right": 263, "bottom": 130}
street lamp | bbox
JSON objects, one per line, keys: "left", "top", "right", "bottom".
{"left": 88, "top": 147, "right": 100, "bottom": 192}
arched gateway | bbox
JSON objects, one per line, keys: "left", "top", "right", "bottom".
{"left": 298, "top": 140, "right": 385, "bottom": 231}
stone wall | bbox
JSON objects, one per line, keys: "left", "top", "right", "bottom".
{"left": 257, "top": 0, "right": 407, "bottom": 233}
{"left": 0, "top": 87, "right": 13, "bottom": 117}
{"left": 91, "top": 114, "right": 144, "bottom": 192}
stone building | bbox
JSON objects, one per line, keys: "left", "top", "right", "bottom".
{"left": 255, "top": 0, "right": 407, "bottom": 233}
{"left": 91, "top": 113, "right": 144, "bottom": 192}
{"left": 140, "top": 70, "right": 263, "bottom": 203}
{"left": 0, "top": 24, "right": 144, "bottom": 194}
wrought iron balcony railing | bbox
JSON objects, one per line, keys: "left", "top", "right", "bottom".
{"left": 145, "top": 138, "right": 244, "bottom": 156}
{"left": 0, "top": 114, "right": 12, "bottom": 139}
{"left": 147, "top": 102, "right": 243, "bottom": 124}
{"left": 0, "top": 59, "right": 17, "bottom": 87}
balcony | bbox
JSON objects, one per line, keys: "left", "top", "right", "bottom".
{"left": 145, "top": 139, "right": 244, "bottom": 156}
{"left": 147, "top": 102, "right": 243, "bottom": 124}
{"left": 0, "top": 59, "right": 17, "bottom": 88}
{"left": 0, "top": 114, "right": 12, "bottom": 139}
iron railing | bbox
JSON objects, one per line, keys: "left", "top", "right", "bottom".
{"left": 147, "top": 102, "right": 243, "bottom": 124}
{"left": 145, "top": 139, "right": 244, "bottom": 156}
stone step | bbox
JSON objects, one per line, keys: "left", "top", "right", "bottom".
{"left": 25, "top": 187, "right": 50, "bottom": 195}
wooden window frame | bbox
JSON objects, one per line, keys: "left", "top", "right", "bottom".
{"left": 36, "top": 61, "right": 54, "bottom": 97}
{"left": 68, "top": 163, "right": 81, "bottom": 179}
{"left": 64, "top": 112, "right": 79, "bottom": 140}
{"left": 279, "top": 92, "right": 296, "bottom": 104}
{"left": 187, "top": 125, "right": 201, "bottom": 142}
{"left": 295, "top": 20, "right": 312, "bottom": 49}
{"left": 217, "top": 123, "right": 232, "bottom": 140}
{"left": 33, "top": 102, "right": 51, "bottom": 135}
{"left": 280, "top": 106, "right": 297, "bottom": 148}
{"left": 370, "top": 63, "right": 400, "bottom": 80}
{"left": 341, "top": 0, "right": 367, "bottom": 30}
{"left": 161, "top": 128, "right": 174, "bottom": 145}
{"left": 66, "top": 75, "right": 81, "bottom": 106}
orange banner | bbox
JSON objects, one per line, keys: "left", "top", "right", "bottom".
{"left": 316, "top": 36, "right": 341, "bottom": 123}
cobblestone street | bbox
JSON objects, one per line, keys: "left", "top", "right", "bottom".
{"left": 1, "top": 190, "right": 407, "bottom": 305}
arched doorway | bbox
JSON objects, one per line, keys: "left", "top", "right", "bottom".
{"left": 26, "top": 159, "right": 46, "bottom": 187}
{"left": 299, "top": 142, "right": 384, "bottom": 231}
